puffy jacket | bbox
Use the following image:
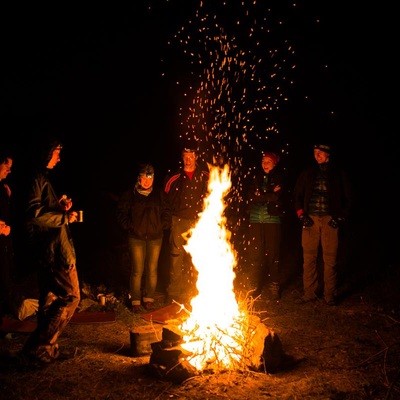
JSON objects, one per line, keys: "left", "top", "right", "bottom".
{"left": 245, "top": 166, "right": 287, "bottom": 217}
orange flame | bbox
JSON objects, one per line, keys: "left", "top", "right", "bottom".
{"left": 179, "top": 164, "right": 248, "bottom": 371}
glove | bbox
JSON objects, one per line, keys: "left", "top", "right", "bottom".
{"left": 328, "top": 217, "right": 345, "bottom": 229}
{"left": 299, "top": 213, "right": 314, "bottom": 228}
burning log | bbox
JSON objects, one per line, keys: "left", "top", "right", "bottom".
{"left": 143, "top": 165, "right": 288, "bottom": 382}
{"left": 147, "top": 316, "right": 284, "bottom": 383}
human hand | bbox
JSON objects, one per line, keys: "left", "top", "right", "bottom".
{"left": 59, "top": 195, "right": 73, "bottom": 211}
{"left": 328, "top": 217, "right": 345, "bottom": 229}
{"left": 68, "top": 211, "right": 79, "bottom": 224}
{"left": 299, "top": 213, "right": 314, "bottom": 228}
{"left": 0, "top": 221, "right": 11, "bottom": 236}
{"left": 273, "top": 185, "right": 281, "bottom": 192}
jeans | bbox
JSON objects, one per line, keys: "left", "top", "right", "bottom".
{"left": 127, "top": 237, "right": 162, "bottom": 305}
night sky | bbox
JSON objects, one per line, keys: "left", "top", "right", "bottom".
{"left": 2, "top": 1, "right": 398, "bottom": 265}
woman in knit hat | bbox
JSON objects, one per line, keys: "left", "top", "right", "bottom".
{"left": 243, "top": 151, "right": 287, "bottom": 301}
{"left": 116, "top": 163, "right": 171, "bottom": 313}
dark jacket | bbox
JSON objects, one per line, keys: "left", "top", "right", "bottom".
{"left": 0, "top": 181, "right": 12, "bottom": 249}
{"left": 164, "top": 166, "right": 209, "bottom": 220}
{"left": 116, "top": 186, "right": 170, "bottom": 241}
{"left": 26, "top": 169, "right": 76, "bottom": 266}
{"left": 245, "top": 166, "right": 287, "bottom": 217}
{"left": 293, "top": 162, "right": 353, "bottom": 220}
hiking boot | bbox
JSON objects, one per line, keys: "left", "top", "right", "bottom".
{"left": 269, "top": 282, "right": 280, "bottom": 301}
{"left": 143, "top": 302, "right": 154, "bottom": 311}
{"left": 324, "top": 298, "right": 337, "bottom": 306}
{"left": 294, "top": 295, "right": 318, "bottom": 304}
{"left": 131, "top": 303, "right": 142, "bottom": 313}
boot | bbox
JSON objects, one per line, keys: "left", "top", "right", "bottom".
{"left": 269, "top": 282, "right": 280, "bottom": 301}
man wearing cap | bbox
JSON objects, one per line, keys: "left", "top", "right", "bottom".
{"left": 244, "top": 152, "right": 287, "bottom": 301}
{"left": 163, "top": 145, "right": 209, "bottom": 304}
{"left": 293, "top": 143, "right": 353, "bottom": 306}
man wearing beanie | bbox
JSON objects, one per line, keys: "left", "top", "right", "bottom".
{"left": 243, "top": 151, "right": 287, "bottom": 301}
{"left": 293, "top": 142, "right": 353, "bottom": 306}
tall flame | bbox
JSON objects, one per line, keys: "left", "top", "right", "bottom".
{"left": 179, "top": 164, "right": 247, "bottom": 371}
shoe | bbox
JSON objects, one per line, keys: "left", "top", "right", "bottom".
{"left": 143, "top": 302, "right": 154, "bottom": 311}
{"left": 269, "top": 282, "right": 280, "bottom": 301}
{"left": 324, "top": 298, "right": 337, "bottom": 306}
{"left": 294, "top": 295, "right": 317, "bottom": 304}
{"left": 55, "top": 347, "right": 78, "bottom": 361}
{"left": 132, "top": 305, "right": 142, "bottom": 313}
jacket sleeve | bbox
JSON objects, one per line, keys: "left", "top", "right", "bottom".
{"left": 116, "top": 190, "right": 132, "bottom": 231}
{"left": 26, "top": 176, "right": 68, "bottom": 228}
{"left": 160, "top": 189, "right": 172, "bottom": 231}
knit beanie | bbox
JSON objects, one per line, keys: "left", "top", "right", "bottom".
{"left": 313, "top": 143, "right": 331, "bottom": 154}
{"left": 262, "top": 152, "right": 280, "bottom": 166}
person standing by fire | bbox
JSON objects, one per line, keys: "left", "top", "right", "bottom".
{"left": 0, "top": 149, "right": 16, "bottom": 331}
{"left": 163, "top": 143, "right": 209, "bottom": 304}
{"left": 293, "top": 142, "right": 353, "bottom": 306}
{"left": 21, "top": 137, "right": 81, "bottom": 365}
{"left": 243, "top": 152, "right": 287, "bottom": 301}
{"left": 116, "top": 163, "right": 171, "bottom": 313}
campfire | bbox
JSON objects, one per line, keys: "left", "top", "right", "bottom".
{"left": 179, "top": 163, "right": 248, "bottom": 371}
{"left": 148, "top": 164, "right": 284, "bottom": 381}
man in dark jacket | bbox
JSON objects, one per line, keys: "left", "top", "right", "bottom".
{"left": 22, "top": 138, "right": 81, "bottom": 364}
{"left": 164, "top": 145, "right": 209, "bottom": 304}
{"left": 293, "top": 143, "right": 353, "bottom": 306}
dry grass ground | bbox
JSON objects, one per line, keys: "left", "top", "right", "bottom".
{"left": 1, "top": 261, "right": 399, "bottom": 400}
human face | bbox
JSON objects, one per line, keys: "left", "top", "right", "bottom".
{"left": 314, "top": 149, "right": 330, "bottom": 164}
{"left": 182, "top": 151, "right": 197, "bottom": 172}
{"left": 139, "top": 174, "right": 154, "bottom": 189}
{"left": 0, "top": 157, "right": 12, "bottom": 181}
{"left": 47, "top": 146, "right": 62, "bottom": 169}
{"left": 261, "top": 156, "right": 275, "bottom": 173}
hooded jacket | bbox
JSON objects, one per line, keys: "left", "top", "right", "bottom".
{"left": 26, "top": 139, "right": 76, "bottom": 266}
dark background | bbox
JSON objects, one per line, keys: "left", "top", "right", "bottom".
{"left": 2, "top": 1, "right": 398, "bottom": 287}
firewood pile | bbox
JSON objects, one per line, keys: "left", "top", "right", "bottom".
{"left": 146, "top": 315, "right": 285, "bottom": 383}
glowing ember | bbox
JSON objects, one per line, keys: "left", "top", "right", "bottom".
{"left": 179, "top": 164, "right": 248, "bottom": 371}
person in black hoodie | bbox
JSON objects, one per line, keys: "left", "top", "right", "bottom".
{"left": 21, "top": 137, "right": 81, "bottom": 364}
{"left": 116, "top": 163, "right": 170, "bottom": 313}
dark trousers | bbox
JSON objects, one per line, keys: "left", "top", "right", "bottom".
{"left": 167, "top": 216, "right": 198, "bottom": 300}
{"left": 247, "top": 222, "right": 281, "bottom": 292}
{"left": 23, "top": 262, "right": 80, "bottom": 360}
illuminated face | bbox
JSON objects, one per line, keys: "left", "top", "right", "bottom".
{"left": 314, "top": 149, "right": 329, "bottom": 164}
{"left": 139, "top": 174, "right": 154, "bottom": 189}
{"left": 182, "top": 151, "right": 197, "bottom": 172}
{"left": 0, "top": 157, "right": 12, "bottom": 180}
{"left": 47, "top": 146, "right": 62, "bottom": 169}
{"left": 261, "top": 156, "right": 275, "bottom": 173}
